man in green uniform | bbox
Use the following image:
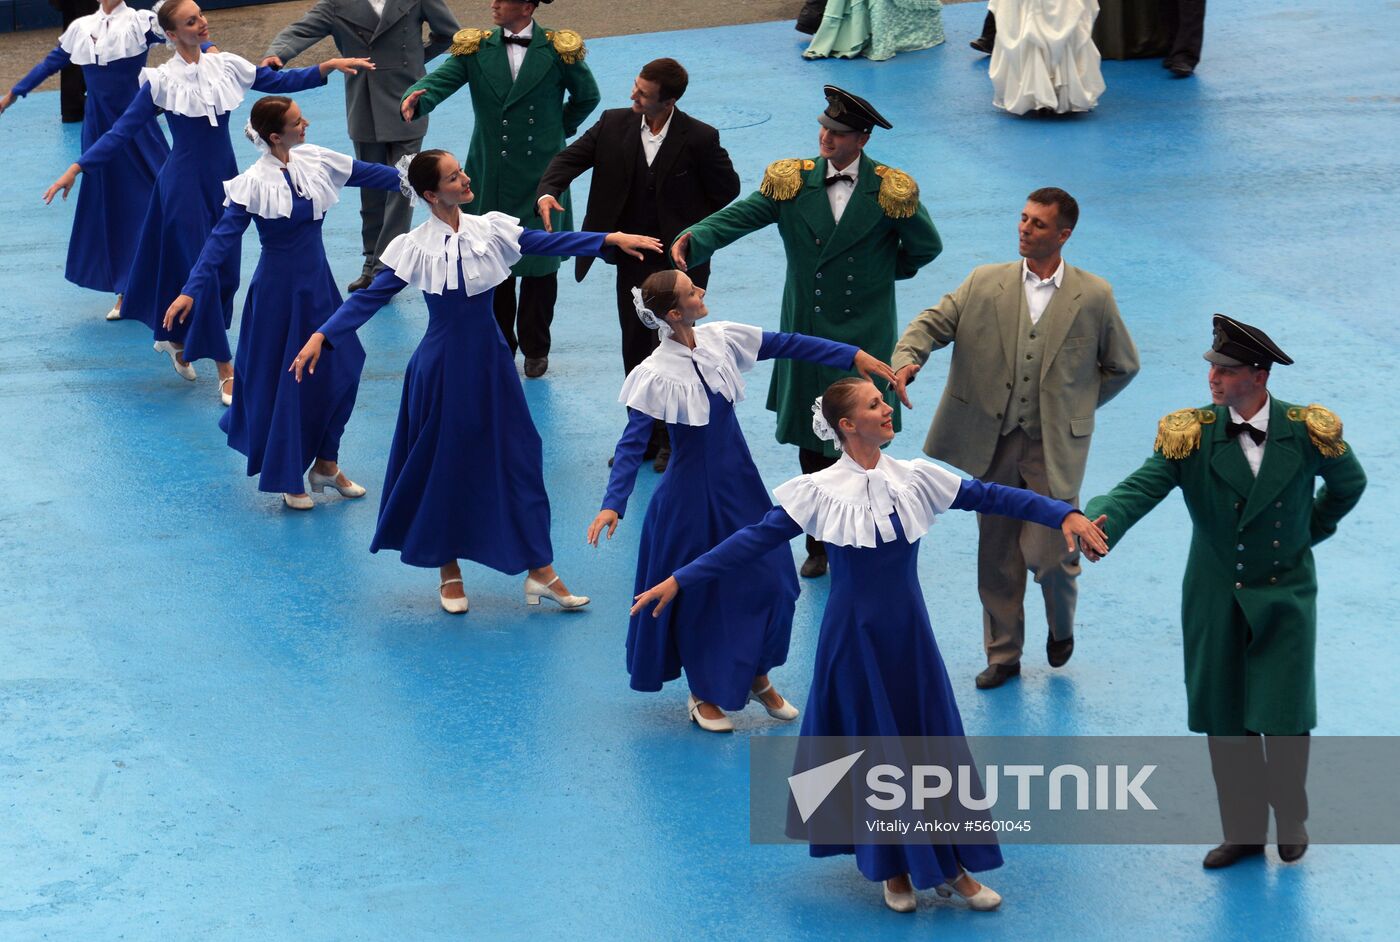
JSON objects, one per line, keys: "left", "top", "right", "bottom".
{"left": 1085, "top": 315, "right": 1366, "bottom": 869}
{"left": 671, "top": 85, "right": 942, "bottom": 577}
{"left": 401, "top": 0, "right": 600, "bottom": 378}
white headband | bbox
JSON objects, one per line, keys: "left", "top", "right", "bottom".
{"left": 811, "top": 395, "right": 842, "bottom": 451}
{"left": 630, "top": 286, "right": 674, "bottom": 338}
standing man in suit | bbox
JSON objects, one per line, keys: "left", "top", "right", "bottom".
{"left": 1084, "top": 316, "right": 1365, "bottom": 868}
{"left": 536, "top": 57, "right": 741, "bottom": 470}
{"left": 262, "top": 0, "right": 459, "bottom": 292}
{"left": 891, "top": 188, "right": 1140, "bottom": 689}
{"left": 402, "top": 0, "right": 601, "bottom": 379}
{"left": 672, "top": 85, "right": 942, "bottom": 576}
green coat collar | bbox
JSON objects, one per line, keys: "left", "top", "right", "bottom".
{"left": 1205, "top": 397, "right": 1303, "bottom": 526}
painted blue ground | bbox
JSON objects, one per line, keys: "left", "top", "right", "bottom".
{"left": 1, "top": 2, "right": 1397, "bottom": 937}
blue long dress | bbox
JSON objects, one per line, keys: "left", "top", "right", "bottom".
{"left": 603, "top": 324, "right": 856, "bottom": 710}
{"left": 674, "top": 454, "right": 1076, "bottom": 887}
{"left": 76, "top": 50, "right": 326, "bottom": 361}
{"left": 180, "top": 146, "right": 401, "bottom": 493}
{"left": 317, "top": 214, "right": 609, "bottom": 570}
{"left": 12, "top": 4, "right": 169, "bottom": 294}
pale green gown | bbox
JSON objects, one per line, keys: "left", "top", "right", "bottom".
{"left": 803, "top": 0, "right": 946, "bottom": 62}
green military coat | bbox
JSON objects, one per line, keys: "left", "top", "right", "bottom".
{"left": 1085, "top": 398, "right": 1366, "bottom": 735}
{"left": 680, "top": 154, "right": 942, "bottom": 455}
{"left": 404, "top": 23, "right": 600, "bottom": 277}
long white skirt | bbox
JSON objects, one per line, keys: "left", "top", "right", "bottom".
{"left": 988, "top": 0, "right": 1105, "bottom": 115}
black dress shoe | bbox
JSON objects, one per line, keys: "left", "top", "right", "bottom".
{"left": 975, "top": 662, "right": 1021, "bottom": 690}
{"left": 347, "top": 274, "right": 374, "bottom": 292}
{"left": 969, "top": 36, "right": 994, "bottom": 54}
{"left": 800, "top": 553, "right": 828, "bottom": 578}
{"left": 1167, "top": 56, "right": 1195, "bottom": 78}
{"left": 524, "top": 356, "right": 548, "bottom": 378}
{"left": 652, "top": 445, "right": 670, "bottom": 473}
{"left": 1278, "top": 823, "right": 1309, "bottom": 862}
{"left": 1202, "top": 843, "right": 1265, "bottom": 869}
{"left": 1047, "top": 634, "right": 1074, "bottom": 668}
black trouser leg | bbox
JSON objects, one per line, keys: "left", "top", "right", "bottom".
{"left": 493, "top": 277, "right": 520, "bottom": 354}
{"left": 799, "top": 447, "right": 839, "bottom": 558}
{"left": 1262, "top": 732, "right": 1310, "bottom": 843}
{"left": 516, "top": 273, "right": 558, "bottom": 359}
{"left": 1207, "top": 735, "right": 1269, "bottom": 845}
{"left": 796, "top": 0, "right": 828, "bottom": 35}
{"left": 58, "top": 0, "right": 96, "bottom": 122}
{"left": 1164, "top": 0, "right": 1206, "bottom": 67}
{"left": 981, "top": 10, "right": 997, "bottom": 43}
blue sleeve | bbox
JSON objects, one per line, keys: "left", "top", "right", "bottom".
{"left": 950, "top": 479, "right": 1077, "bottom": 530}
{"left": 318, "top": 267, "right": 408, "bottom": 349}
{"left": 601, "top": 408, "right": 654, "bottom": 517}
{"left": 77, "top": 86, "right": 159, "bottom": 170}
{"left": 346, "top": 159, "right": 402, "bottom": 192}
{"left": 674, "top": 507, "right": 804, "bottom": 588}
{"left": 252, "top": 63, "right": 326, "bottom": 94}
{"left": 518, "top": 228, "right": 608, "bottom": 258}
{"left": 757, "top": 331, "right": 857, "bottom": 369}
{"left": 181, "top": 202, "right": 252, "bottom": 299}
{"left": 147, "top": 31, "right": 165, "bottom": 47}
{"left": 12, "top": 45, "right": 70, "bottom": 98}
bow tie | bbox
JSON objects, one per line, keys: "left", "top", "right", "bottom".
{"left": 1226, "top": 421, "right": 1266, "bottom": 445}
{"left": 503, "top": 34, "right": 532, "bottom": 47}
{"left": 825, "top": 173, "right": 854, "bottom": 187}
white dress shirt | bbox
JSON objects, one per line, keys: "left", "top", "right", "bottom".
{"left": 1021, "top": 258, "right": 1064, "bottom": 326}
{"left": 826, "top": 159, "right": 857, "bottom": 224}
{"left": 640, "top": 108, "right": 674, "bottom": 166}
{"left": 1229, "top": 394, "right": 1270, "bottom": 476}
{"left": 504, "top": 24, "right": 533, "bottom": 80}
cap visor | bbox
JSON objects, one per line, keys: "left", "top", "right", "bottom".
{"left": 1204, "top": 350, "right": 1245, "bottom": 366}
{"left": 818, "top": 113, "right": 855, "bottom": 132}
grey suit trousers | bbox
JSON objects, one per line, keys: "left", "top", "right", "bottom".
{"left": 353, "top": 138, "right": 421, "bottom": 275}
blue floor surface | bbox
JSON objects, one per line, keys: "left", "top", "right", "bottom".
{"left": 1, "top": 1, "right": 1398, "bottom": 938}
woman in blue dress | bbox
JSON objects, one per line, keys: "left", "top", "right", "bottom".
{"left": 2, "top": 0, "right": 170, "bottom": 320}
{"left": 290, "top": 150, "right": 662, "bottom": 615}
{"left": 162, "top": 96, "right": 400, "bottom": 510}
{"left": 633, "top": 377, "right": 1108, "bottom": 914}
{"left": 586, "top": 269, "right": 896, "bottom": 732}
{"left": 42, "top": 0, "right": 371, "bottom": 404}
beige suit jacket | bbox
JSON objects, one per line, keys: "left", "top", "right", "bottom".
{"left": 892, "top": 261, "right": 1140, "bottom": 499}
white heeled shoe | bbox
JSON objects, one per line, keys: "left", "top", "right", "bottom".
{"left": 523, "top": 574, "right": 589, "bottom": 609}
{"left": 282, "top": 493, "right": 313, "bottom": 511}
{"left": 883, "top": 880, "right": 917, "bottom": 913}
{"left": 687, "top": 693, "right": 734, "bottom": 733}
{"left": 218, "top": 375, "right": 233, "bottom": 407}
{"left": 308, "top": 468, "right": 366, "bottom": 498}
{"left": 154, "top": 340, "right": 197, "bottom": 381}
{"left": 935, "top": 877, "right": 1002, "bottom": 911}
{"left": 439, "top": 577, "right": 469, "bottom": 614}
{"left": 748, "top": 681, "right": 800, "bottom": 721}
{"left": 105, "top": 302, "right": 122, "bottom": 321}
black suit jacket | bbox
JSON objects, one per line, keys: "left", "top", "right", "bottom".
{"left": 536, "top": 106, "right": 741, "bottom": 281}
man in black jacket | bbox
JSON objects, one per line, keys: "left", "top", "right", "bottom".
{"left": 537, "top": 57, "right": 740, "bottom": 469}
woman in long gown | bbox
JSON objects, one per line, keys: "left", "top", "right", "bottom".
{"left": 290, "top": 150, "right": 662, "bottom": 614}
{"left": 2, "top": 0, "right": 170, "bottom": 320}
{"left": 633, "top": 377, "right": 1108, "bottom": 913}
{"left": 43, "top": 0, "right": 371, "bottom": 403}
{"left": 163, "top": 97, "right": 400, "bottom": 509}
{"left": 987, "top": 0, "right": 1104, "bottom": 115}
{"left": 587, "top": 270, "right": 896, "bottom": 731}
{"left": 803, "top": 0, "right": 945, "bottom": 62}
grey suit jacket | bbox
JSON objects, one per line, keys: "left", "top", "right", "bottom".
{"left": 892, "top": 261, "right": 1140, "bottom": 499}
{"left": 265, "top": 0, "right": 458, "bottom": 143}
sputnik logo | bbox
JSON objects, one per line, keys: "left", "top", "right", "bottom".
{"left": 788, "top": 750, "right": 864, "bottom": 823}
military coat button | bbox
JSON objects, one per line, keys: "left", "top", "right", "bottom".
{"left": 1235, "top": 582, "right": 1243, "bottom": 590}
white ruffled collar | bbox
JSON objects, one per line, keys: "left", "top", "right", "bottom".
{"left": 617, "top": 321, "right": 764, "bottom": 426}
{"left": 379, "top": 211, "right": 524, "bottom": 296}
{"left": 772, "top": 453, "right": 964, "bottom": 548}
{"left": 223, "top": 144, "right": 355, "bottom": 220}
{"left": 59, "top": 3, "right": 161, "bottom": 66}
{"left": 141, "top": 50, "right": 256, "bottom": 125}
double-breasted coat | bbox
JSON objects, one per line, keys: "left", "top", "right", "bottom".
{"left": 679, "top": 153, "right": 942, "bottom": 455}
{"left": 1085, "top": 398, "right": 1366, "bottom": 735}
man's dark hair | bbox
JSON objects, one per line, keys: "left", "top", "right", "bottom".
{"left": 1027, "top": 187, "right": 1079, "bottom": 231}
{"left": 640, "top": 58, "right": 689, "bottom": 103}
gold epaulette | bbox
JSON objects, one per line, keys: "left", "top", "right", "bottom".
{"left": 759, "top": 159, "right": 815, "bottom": 201}
{"left": 1154, "top": 408, "right": 1217, "bottom": 459}
{"left": 873, "top": 164, "right": 919, "bottom": 219}
{"left": 1286, "top": 404, "right": 1347, "bottom": 457}
{"left": 547, "top": 29, "right": 586, "bottom": 64}
{"left": 449, "top": 28, "right": 489, "bottom": 57}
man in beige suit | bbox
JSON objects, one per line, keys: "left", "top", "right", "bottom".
{"left": 892, "top": 188, "right": 1140, "bottom": 689}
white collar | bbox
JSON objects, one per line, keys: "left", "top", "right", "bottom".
{"left": 618, "top": 321, "right": 764, "bottom": 425}
{"left": 378, "top": 211, "right": 524, "bottom": 296}
{"left": 141, "top": 50, "right": 256, "bottom": 125}
{"left": 1228, "top": 393, "right": 1271, "bottom": 432}
{"left": 1022, "top": 258, "right": 1065, "bottom": 287}
{"left": 641, "top": 108, "right": 674, "bottom": 141}
{"left": 504, "top": 23, "right": 534, "bottom": 39}
{"left": 826, "top": 159, "right": 859, "bottom": 183}
{"left": 222, "top": 144, "right": 355, "bottom": 220}
{"left": 60, "top": 3, "right": 161, "bottom": 66}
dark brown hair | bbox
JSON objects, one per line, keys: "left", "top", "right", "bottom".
{"left": 820, "top": 376, "right": 871, "bottom": 443}
{"left": 639, "top": 58, "right": 688, "bottom": 102}
{"left": 406, "top": 149, "right": 453, "bottom": 198}
{"left": 640, "top": 269, "right": 682, "bottom": 319}
{"left": 156, "top": 0, "right": 195, "bottom": 33}
{"left": 247, "top": 96, "right": 294, "bottom": 146}
{"left": 1027, "top": 187, "right": 1079, "bottom": 231}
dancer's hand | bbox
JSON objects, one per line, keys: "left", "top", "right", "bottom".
{"left": 670, "top": 232, "right": 691, "bottom": 271}
{"left": 322, "top": 57, "right": 374, "bottom": 77}
{"left": 631, "top": 576, "right": 679, "bottom": 617}
{"left": 164, "top": 294, "right": 194, "bottom": 330}
{"left": 44, "top": 165, "right": 81, "bottom": 204}
{"left": 401, "top": 89, "right": 425, "bottom": 122}
{"left": 289, "top": 332, "right": 326, "bottom": 381}
{"left": 853, "top": 350, "right": 896, "bottom": 387}
{"left": 1080, "top": 514, "right": 1110, "bottom": 561}
{"left": 892, "top": 363, "right": 921, "bottom": 409}
{"left": 587, "top": 509, "right": 619, "bottom": 547}
{"left": 0, "top": 92, "right": 15, "bottom": 116}
{"left": 537, "top": 194, "right": 564, "bottom": 232}
{"left": 260, "top": 55, "right": 284, "bottom": 69}
{"left": 1063, "top": 512, "right": 1109, "bottom": 558}
{"left": 606, "top": 232, "right": 663, "bottom": 260}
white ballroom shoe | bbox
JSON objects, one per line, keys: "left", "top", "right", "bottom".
{"left": 883, "top": 880, "right": 917, "bottom": 914}
{"left": 219, "top": 375, "right": 233, "bottom": 407}
{"left": 105, "top": 303, "right": 122, "bottom": 321}
{"left": 153, "top": 340, "right": 196, "bottom": 381}
{"left": 282, "top": 493, "right": 314, "bottom": 511}
{"left": 523, "top": 574, "right": 589, "bottom": 609}
{"left": 308, "top": 468, "right": 367, "bottom": 498}
{"left": 935, "top": 878, "right": 1002, "bottom": 911}
{"left": 687, "top": 693, "right": 734, "bottom": 733}
{"left": 748, "top": 681, "right": 800, "bottom": 721}
{"left": 439, "top": 578, "right": 470, "bottom": 614}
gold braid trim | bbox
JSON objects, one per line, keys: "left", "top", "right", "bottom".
{"left": 1287, "top": 404, "right": 1347, "bottom": 457}
{"left": 873, "top": 165, "right": 919, "bottom": 219}
{"left": 449, "top": 27, "right": 488, "bottom": 57}
{"left": 547, "top": 29, "right": 586, "bottom": 64}
{"left": 1154, "top": 408, "right": 1215, "bottom": 459}
{"left": 760, "top": 159, "right": 806, "bottom": 201}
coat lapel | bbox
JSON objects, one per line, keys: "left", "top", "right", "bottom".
{"left": 819, "top": 153, "right": 881, "bottom": 265}
{"left": 369, "top": 0, "right": 410, "bottom": 42}
{"left": 1037, "top": 265, "right": 1084, "bottom": 381}
{"left": 996, "top": 262, "right": 1024, "bottom": 378}
{"left": 647, "top": 109, "right": 688, "bottom": 185}
{"left": 1240, "top": 398, "right": 1301, "bottom": 527}
{"left": 476, "top": 29, "right": 513, "bottom": 102}
{"left": 1207, "top": 407, "right": 1258, "bottom": 503}
{"left": 795, "top": 157, "right": 836, "bottom": 243}
{"left": 342, "top": 0, "right": 382, "bottom": 34}
{"left": 505, "top": 24, "right": 553, "bottom": 107}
